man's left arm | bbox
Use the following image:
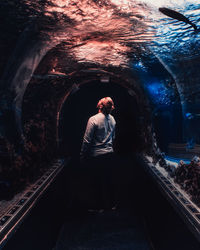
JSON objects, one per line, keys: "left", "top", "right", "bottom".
{"left": 80, "top": 118, "right": 96, "bottom": 160}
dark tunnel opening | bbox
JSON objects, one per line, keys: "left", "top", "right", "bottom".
{"left": 56, "top": 77, "right": 151, "bottom": 211}
{"left": 58, "top": 79, "right": 143, "bottom": 159}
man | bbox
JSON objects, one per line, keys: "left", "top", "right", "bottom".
{"left": 80, "top": 97, "right": 116, "bottom": 209}
{"left": 80, "top": 97, "right": 116, "bottom": 160}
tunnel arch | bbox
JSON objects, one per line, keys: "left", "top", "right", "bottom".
{"left": 22, "top": 67, "right": 154, "bottom": 162}
{"left": 0, "top": 31, "right": 182, "bottom": 150}
{"left": 57, "top": 73, "right": 149, "bottom": 158}
{"left": 0, "top": 27, "right": 183, "bottom": 168}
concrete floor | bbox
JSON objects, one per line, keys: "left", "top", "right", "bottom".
{"left": 54, "top": 208, "right": 151, "bottom": 250}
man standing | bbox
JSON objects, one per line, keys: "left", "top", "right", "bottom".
{"left": 80, "top": 97, "right": 116, "bottom": 209}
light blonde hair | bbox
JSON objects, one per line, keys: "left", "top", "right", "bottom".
{"left": 97, "top": 97, "right": 115, "bottom": 114}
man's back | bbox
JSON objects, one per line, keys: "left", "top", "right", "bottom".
{"left": 86, "top": 112, "right": 116, "bottom": 157}
{"left": 80, "top": 97, "right": 116, "bottom": 159}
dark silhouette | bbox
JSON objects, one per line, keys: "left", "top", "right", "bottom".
{"left": 159, "top": 7, "right": 197, "bottom": 30}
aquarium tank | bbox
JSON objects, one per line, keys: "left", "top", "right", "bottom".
{"left": 0, "top": 0, "right": 200, "bottom": 204}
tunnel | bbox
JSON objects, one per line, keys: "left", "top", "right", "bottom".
{"left": 58, "top": 76, "right": 147, "bottom": 157}
{"left": 1, "top": 0, "right": 200, "bottom": 250}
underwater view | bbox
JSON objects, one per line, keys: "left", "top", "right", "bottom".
{"left": 1, "top": 0, "right": 200, "bottom": 248}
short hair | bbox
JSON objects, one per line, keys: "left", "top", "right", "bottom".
{"left": 97, "top": 97, "right": 115, "bottom": 114}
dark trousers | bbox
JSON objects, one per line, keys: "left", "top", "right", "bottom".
{"left": 69, "top": 153, "right": 135, "bottom": 210}
{"left": 81, "top": 153, "right": 118, "bottom": 209}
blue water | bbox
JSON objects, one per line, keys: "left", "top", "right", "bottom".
{"left": 165, "top": 155, "right": 190, "bottom": 164}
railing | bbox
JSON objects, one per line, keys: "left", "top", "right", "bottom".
{"left": 0, "top": 158, "right": 67, "bottom": 249}
{"left": 142, "top": 154, "right": 200, "bottom": 242}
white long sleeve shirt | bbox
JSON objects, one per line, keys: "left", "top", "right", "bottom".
{"left": 80, "top": 112, "right": 116, "bottom": 158}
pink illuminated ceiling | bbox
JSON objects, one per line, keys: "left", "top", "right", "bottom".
{"left": 36, "top": 0, "right": 154, "bottom": 67}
